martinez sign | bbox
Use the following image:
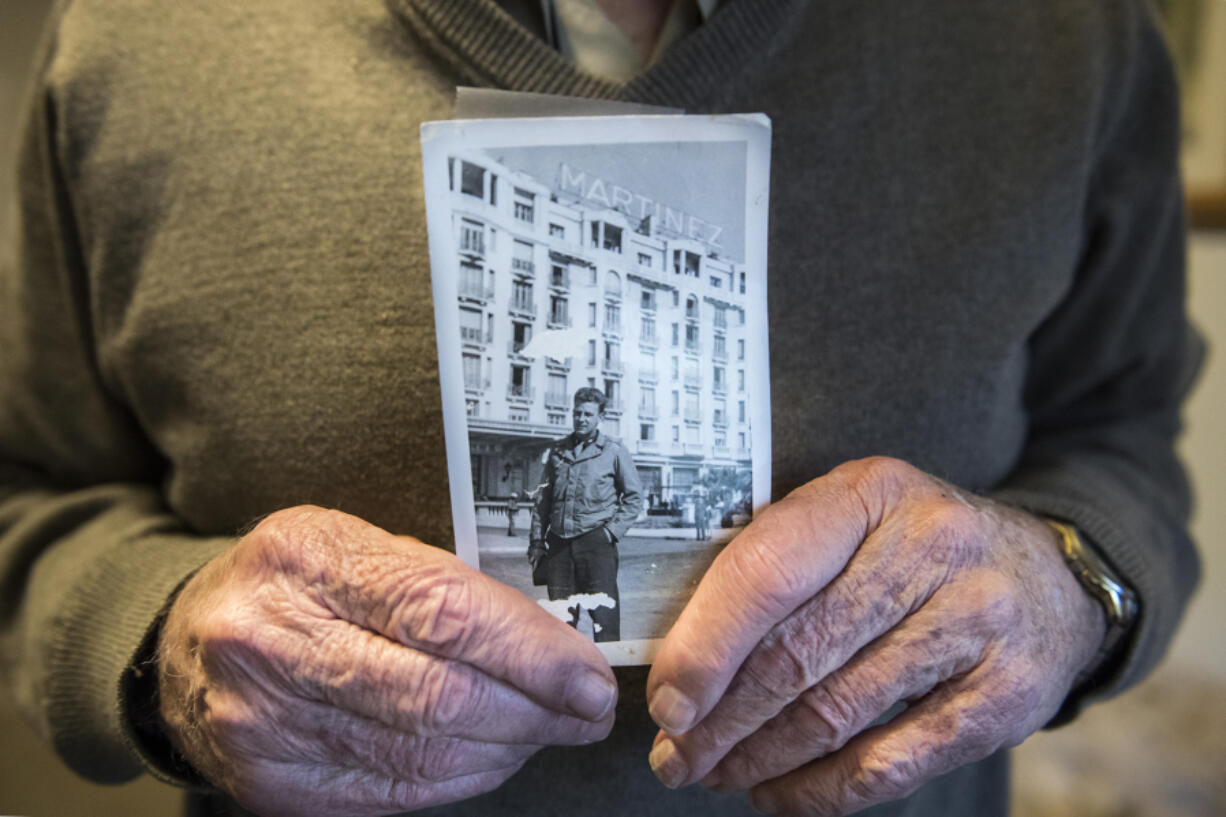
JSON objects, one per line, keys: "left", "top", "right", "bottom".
{"left": 557, "top": 163, "right": 724, "bottom": 249}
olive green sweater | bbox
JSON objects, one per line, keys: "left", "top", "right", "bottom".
{"left": 0, "top": 0, "right": 1200, "bottom": 814}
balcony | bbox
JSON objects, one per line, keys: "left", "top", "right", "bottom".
{"left": 684, "top": 373, "right": 702, "bottom": 389}
{"left": 685, "top": 341, "right": 701, "bottom": 355}
{"left": 604, "top": 398, "right": 625, "bottom": 414}
{"left": 713, "top": 347, "right": 728, "bottom": 363}
{"left": 684, "top": 409, "right": 702, "bottom": 423}
{"left": 509, "top": 299, "right": 537, "bottom": 318}
{"left": 464, "top": 377, "right": 491, "bottom": 394}
{"left": 511, "top": 258, "right": 535, "bottom": 275}
{"left": 460, "top": 326, "right": 491, "bottom": 346}
{"left": 638, "top": 332, "right": 659, "bottom": 349}
{"left": 713, "top": 381, "right": 728, "bottom": 395}
{"left": 713, "top": 445, "right": 731, "bottom": 458}
{"left": 506, "top": 385, "right": 535, "bottom": 402}
{"left": 458, "top": 281, "right": 494, "bottom": 303}
{"left": 549, "top": 271, "right": 570, "bottom": 289}
{"left": 713, "top": 413, "right": 728, "bottom": 428}
{"left": 514, "top": 203, "right": 535, "bottom": 222}
{"left": 547, "top": 313, "right": 572, "bottom": 330}
{"left": 683, "top": 443, "right": 705, "bottom": 457}
{"left": 638, "top": 403, "right": 658, "bottom": 420}
{"left": 507, "top": 340, "right": 532, "bottom": 357}
{"left": 545, "top": 392, "right": 570, "bottom": 410}
{"left": 603, "top": 321, "right": 623, "bottom": 338}
{"left": 639, "top": 368, "right": 658, "bottom": 384}
{"left": 601, "top": 358, "right": 624, "bottom": 375}
{"left": 637, "top": 439, "right": 660, "bottom": 454}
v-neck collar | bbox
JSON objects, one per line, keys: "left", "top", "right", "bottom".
{"left": 387, "top": 0, "right": 810, "bottom": 110}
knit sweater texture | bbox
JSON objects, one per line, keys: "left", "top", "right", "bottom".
{"left": 0, "top": 0, "right": 1201, "bottom": 815}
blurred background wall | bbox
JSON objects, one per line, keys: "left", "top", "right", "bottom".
{"left": 1, "top": 0, "right": 1224, "bottom": 815}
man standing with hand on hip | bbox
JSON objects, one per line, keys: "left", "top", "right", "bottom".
{"left": 530, "top": 387, "right": 645, "bottom": 642}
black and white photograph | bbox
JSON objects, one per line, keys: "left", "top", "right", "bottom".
{"left": 422, "top": 115, "right": 771, "bottom": 664}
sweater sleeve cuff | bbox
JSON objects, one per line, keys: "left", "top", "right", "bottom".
{"left": 43, "top": 526, "right": 234, "bottom": 785}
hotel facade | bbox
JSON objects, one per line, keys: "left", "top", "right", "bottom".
{"left": 446, "top": 150, "right": 753, "bottom": 522}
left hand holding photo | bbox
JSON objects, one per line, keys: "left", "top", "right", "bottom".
{"left": 644, "top": 456, "right": 1106, "bottom": 816}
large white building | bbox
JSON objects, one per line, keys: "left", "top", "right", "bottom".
{"left": 446, "top": 150, "right": 752, "bottom": 519}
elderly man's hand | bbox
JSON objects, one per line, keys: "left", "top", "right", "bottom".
{"left": 157, "top": 506, "right": 616, "bottom": 817}
{"left": 645, "top": 457, "right": 1106, "bottom": 816}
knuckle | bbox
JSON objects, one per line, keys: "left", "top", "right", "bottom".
{"left": 743, "top": 630, "right": 816, "bottom": 697}
{"left": 410, "top": 660, "right": 477, "bottom": 735}
{"left": 395, "top": 567, "right": 483, "bottom": 654}
{"left": 411, "top": 737, "right": 466, "bottom": 782}
{"left": 848, "top": 744, "right": 916, "bottom": 805}
{"left": 794, "top": 684, "right": 858, "bottom": 752}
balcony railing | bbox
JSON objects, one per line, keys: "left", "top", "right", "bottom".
{"left": 464, "top": 377, "right": 491, "bottom": 393}
{"left": 713, "top": 347, "right": 728, "bottom": 363}
{"left": 713, "top": 381, "right": 728, "bottom": 395}
{"left": 684, "top": 373, "right": 702, "bottom": 388}
{"left": 507, "top": 385, "right": 535, "bottom": 402}
{"left": 509, "top": 299, "right": 537, "bottom": 317}
{"left": 685, "top": 341, "right": 701, "bottom": 354}
{"left": 637, "top": 439, "right": 660, "bottom": 454}
{"left": 507, "top": 340, "right": 531, "bottom": 357}
{"left": 511, "top": 258, "right": 535, "bottom": 274}
{"left": 713, "top": 445, "right": 731, "bottom": 458}
{"left": 683, "top": 443, "right": 705, "bottom": 456}
{"left": 604, "top": 398, "right": 625, "bottom": 414}
{"left": 458, "top": 281, "right": 494, "bottom": 302}
{"left": 603, "top": 321, "right": 622, "bottom": 337}
{"left": 601, "top": 358, "right": 624, "bottom": 375}
{"left": 460, "top": 326, "right": 490, "bottom": 345}
{"left": 639, "top": 332, "right": 659, "bottom": 348}
{"left": 548, "top": 313, "right": 571, "bottom": 330}
{"left": 713, "top": 413, "right": 728, "bottom": 427}
{"left": 638, "top": 403, "right": 658, "bottom": 420}
{"left": 550, "top": 271, "right": 570, "bottom": 289}
{"left": 545, "top": 392, "right": 570, "bottom": 409}
{"left": 684, "top": 409, "right": 702, "bottom": 422}
{"left": 639, "top": 368, "right": 658, "bottom": 384}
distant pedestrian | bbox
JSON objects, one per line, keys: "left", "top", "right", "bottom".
{"left": 506, "top": 491, "right": 519, "bottom": 536}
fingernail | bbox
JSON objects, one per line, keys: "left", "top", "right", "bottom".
{"left": 648, "top": 738, "right": 688, "bottom": 789}
{"left": 648, "top": 684, "right": 697, "bottom": 734}
{"left": 568, "top": 669, "right": 617, "bottom": 721}
{"left": 750, "top": 788, "right": 778, "bottom": 815}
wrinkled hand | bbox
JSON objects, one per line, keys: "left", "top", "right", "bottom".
{"left": 645, "top": 457, "right": 1105, "bottom": 816}
{"left": 158, "top": 506, "right": 616, "bottom": 817}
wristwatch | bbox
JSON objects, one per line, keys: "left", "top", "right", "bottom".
{"left": 1046, "top": 519, "right": 1139, "bottom": 683}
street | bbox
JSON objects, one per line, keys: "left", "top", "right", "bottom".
{"left": 476, "top": 526, "right": 736, "bottom": 642}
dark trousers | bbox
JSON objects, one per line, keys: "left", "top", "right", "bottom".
{"left": 545, "top": 527, "right": 620, "bottom": 642}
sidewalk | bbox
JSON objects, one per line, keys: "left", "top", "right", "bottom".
{"left": 478, "top": 525, "right": 739, "bottom": 555}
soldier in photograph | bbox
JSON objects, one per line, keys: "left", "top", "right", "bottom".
{"left": 529, "top": 387, "right": 645, "bottom": 642}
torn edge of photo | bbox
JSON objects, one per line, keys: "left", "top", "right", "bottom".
{"left": 421, "top": 112, "right": 771, "bottom": 665}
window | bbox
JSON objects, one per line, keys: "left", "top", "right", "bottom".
{"left": 739, "top": 432, "right": 746, "bottom": 449}
{"left": 462, "top": 354, "right": 482, "bottom": 390}
{"left": 738, "top": 339, "right": 745, "bottom": 360}
{"left": 588, "top": 339, "right": 597, "bottom": 366}
{"left": 459, "top": 219, "right": 484, "bottom": 255}
{"left": 641, "top": 289, "right": 656, "bottom": 311}
{"left": 674, "top": 250, "right": 700, "bottom": 276}
{"left": 605, "top": 303, "right": 621, "bottom": 333}
{"left": 603, "top": 224, "right": 622, "bottom": 253}
{"left": 672, "top": 390, "right": 680, "bottom": 415}
{"left": 738, "top": 369, "right": 745, "bottom": 391}
{"left": 640, "top": 350, "right": 655, "bottom": 378}
{"left": 604, "top": 379, "right": 620, "bottom": 403}
{"left": 685, "top": 393, "right": 700, "bottom": 422}
{"left": 671, "top": 323, "right": 679, "bottom": 346}
{"left": 739, "top": 271, "right": 746, "bottom": 294}
{"left": 588, "top": 302, "right": 597, "bottom": 328}
{"left": 714, "top": 398, "right": 727, "bottom": 426}
{"left": 509, "top": 408, "right": 529, "bottom": 423}
{"left": 460, "top": 161, "right": 484, "bottom": 197}
{"left": 738, "top": 400, "right": 746, "bottom": 422}
{"left": 549, "top": 413, "right": 567, "bottom": 426}
{"left": 511, "top": 280, "right": 533, "bottom": 312}
{"left": 589, "top": 266, "right": 598, "bottom": 286}
{"left": 638, "top": 252, "right": 652, "bottom": 267}
{"left": 685, "top": 295, "right": 699, "bottom": 320}
{"left": 548, "top": 373, "right": 567, "bottom": 405}
{"left": 713, "top": 366, "right": 726, "bottom": 391}
{"left": 604, "top": 342, "right": 620, "bottom": 368}
{"left": 671, "top": 356, "right": 679, "bottom": 379}
{"left": 640, "top": 424, "right": 654, "bottom": 441}
{"left": 673, "top": 290, "right": 680, "bottom": 307}
{"left": 511, "top": 321, "right": 531, "bottom": 352}
{"left": 509, "top": 365, "right": 531, "bottom": 397}
{"left": 715, "top": 432, "right": 726, "bottom": 447}
{"left": 459, "top": 307, "right": 483, "bottom": 343}
{"left": 466, "top": 399, "right": 479, "bottom": 417}
{"left": 513, "top": 187, "right": 535, "bottom": 223}
{"left": 551, "top": 264, "right": 567, "bottom": 287}
{"left": 641, "top": 316, "right": 656, "bottom": 343}
{"left": 458, "top": 262, "right": 485, "bottom": 300}
{"left": 549, "top": 223, "right": 565, "bottom": 239}
{"left": 710, "top": 275, "right": 722, "bottom": 289}
{"left": 640, "top": 387, "right": 656, "bottom": 412}
{"left": 714, "top": 334, "right": 727, "bottom": 358}
{"left": 686, "top": 324, "right": 700, "bottom": 352}
{"left": 604, "top": 270, "right": 621, "bottom": 297}
{"left": 550, "top": 296, "right": 569, "bottom": 326}
{"left": 489, "top": 174, "right": 497, "bottom": 205}
{"left": 714, "top": 305, "right": 727, "bottom": 329}
{"left": 512, "top": 239, "right": 534, "bottom": 273}
{"left": 673, "top": 426, "right": 680, "bottom": 441}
